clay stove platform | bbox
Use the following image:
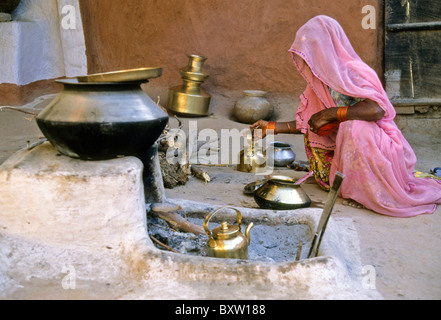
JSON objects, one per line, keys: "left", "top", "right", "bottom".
{"left": 0, "top": 142, "right": 381, "bottom": 299}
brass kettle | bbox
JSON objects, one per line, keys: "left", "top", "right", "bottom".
{"left": 203, "top": 207, "right": 254, "bottom": 260}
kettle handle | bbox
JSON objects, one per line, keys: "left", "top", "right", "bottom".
{"left": 203, "top": 206, "right": 242, "bottom": 239}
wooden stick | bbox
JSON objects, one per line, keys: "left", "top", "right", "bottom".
{"left": 190, "top": 166, "right": 211, "bottom": 184}
{"left": 150, "top": 203, "right": 205, "bottom": 235}
{"left": 0, "top": 106, "right": 38, "bottom": 116}
{"left": 149, "top": 235, "right": 179, "bottom": 253}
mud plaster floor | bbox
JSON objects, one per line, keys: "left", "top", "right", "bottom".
{"left": 1, "top": 92, "right": 441, "bottom": 300}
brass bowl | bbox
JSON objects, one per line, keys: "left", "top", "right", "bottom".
{"left": 254, "top": 175, "right": 311, "bottom": 210}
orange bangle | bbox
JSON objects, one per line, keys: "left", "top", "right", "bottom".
{"left": 337, "top": 106, "right": 349, "bottom": 122}
{"left": 266, "top": 121, "right": 277, "bottom": 134}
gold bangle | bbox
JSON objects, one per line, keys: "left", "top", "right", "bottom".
{"left": 286, "top": 122, "right": 294, "bottom": 133}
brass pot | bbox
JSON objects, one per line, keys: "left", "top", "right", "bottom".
{"left": 237, "top": 132, "right": 267, "bottom": 173}
{"left": 254, "top": 175, "right": 311, "bottom": 210}
{"left": 237, "top": 147, "right": 266, "bottom": 173}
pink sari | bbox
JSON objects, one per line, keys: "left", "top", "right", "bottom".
{"left": 289, "top": 15, "right": 441, "bottom": 217}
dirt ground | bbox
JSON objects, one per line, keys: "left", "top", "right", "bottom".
{"left": 1, "top": 91, "right": 440, "bottom": 300}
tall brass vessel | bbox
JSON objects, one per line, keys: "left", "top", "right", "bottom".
{"left": 167, "top": 54, "right": 211, "bottom": 117}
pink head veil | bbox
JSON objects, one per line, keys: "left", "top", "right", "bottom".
{"left": 288, "top": 16, "right": 441, "bottom": 217}
{"left": 289, "top": 15, "right": 398, "bottom": 149}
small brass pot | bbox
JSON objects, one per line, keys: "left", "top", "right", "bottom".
{"left": 254, "top": 175, "right": 311, "bottom": 210}
{"left": 237, "top": 147, "right": 267, "bottom": 173}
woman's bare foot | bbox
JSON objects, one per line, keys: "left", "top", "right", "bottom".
{"left": 343, "top": 199, "right": 365, "bottom": 209}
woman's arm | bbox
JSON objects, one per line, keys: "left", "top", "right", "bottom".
{"left": 308, "top": 99, "right": 385, "bottom": 134}
{"left": 250, "top": 120, "right": 301, "bottom": 139}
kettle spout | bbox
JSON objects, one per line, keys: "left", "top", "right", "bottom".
{"left": 245, "top": 222, "right": 254, "bottom": 245}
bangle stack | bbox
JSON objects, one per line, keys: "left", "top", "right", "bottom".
{"left": 337, "top": 106, "right": 349, "bottom": 122}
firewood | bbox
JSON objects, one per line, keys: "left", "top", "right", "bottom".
{"left": 149, "top": 203, "right": 205, "bottom": 235}
{"left": 190, "top": 166, "right": 211, "bottom": 184}
{"left": 149, "top": 235, "right": 179, "bottom": 253}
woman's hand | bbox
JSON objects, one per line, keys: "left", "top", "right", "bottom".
{"left": 308, "top": 108, "right": 338, "bottom": 134}
{"left": 250, "top": 120, "right": 269, "bottom": 140}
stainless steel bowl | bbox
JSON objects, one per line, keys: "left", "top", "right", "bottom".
{"left": 266, "top": 141, "right": 296, "bottom": 167}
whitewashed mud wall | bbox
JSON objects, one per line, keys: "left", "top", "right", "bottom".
{"left": 0, "top": 0, "right": 87, "bottom": 85}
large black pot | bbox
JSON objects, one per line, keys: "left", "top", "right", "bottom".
{"left": 0, "top": 0, "right": 21, "bottom": 13}
{"left": 36, "top": 76, "right": 169, "bottom": 161}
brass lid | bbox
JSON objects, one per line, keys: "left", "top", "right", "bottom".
{"left": 212, "top": 222, "right": 240, "bottom": 240}
{"left": 77, "top": 67, "right": 162, "bottom": 83}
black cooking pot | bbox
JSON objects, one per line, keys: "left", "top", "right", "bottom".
{"left": 36, "top": 71, "right": 169, "bottom": 161}
{"left": 0, "top": 0, "right": 21, "bottom": 13}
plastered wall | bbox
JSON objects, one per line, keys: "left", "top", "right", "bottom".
{"left": 0, "top": 0, "right": 87, "bottom": 105}
{"left": 79, "top": 0, "right": 384, "bottom": 98}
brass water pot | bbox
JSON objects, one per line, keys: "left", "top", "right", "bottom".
{"left": 203, "top": 207, "right": 254, "bottom": 260}
{"left": 254, "top": 175, "right": 311, "bottom": 210}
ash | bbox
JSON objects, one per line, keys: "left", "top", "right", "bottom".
{"left": 147, "top": 214, "right": 311, "bottom": 262}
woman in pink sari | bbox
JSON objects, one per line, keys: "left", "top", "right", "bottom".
{"left": 251, "top": 15, "right": 441, "bottom": 217}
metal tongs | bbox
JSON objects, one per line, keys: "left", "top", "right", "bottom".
{"left": 307, "top": 171, "right": 345, "bottom": 258}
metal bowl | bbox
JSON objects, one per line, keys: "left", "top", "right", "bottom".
{"left": 254, "top": 175, "right": 311, "bottom": 210}
{"left": 266, "top": 141, "right": 296, "bottom": 167}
